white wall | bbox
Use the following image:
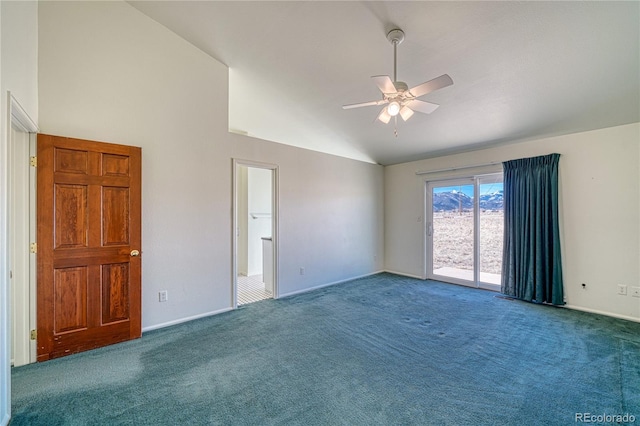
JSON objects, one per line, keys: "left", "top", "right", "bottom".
{"left": 39, "top": 0, "right": 231, "bottom": 329}
{"left": 385, "top": 123, "right": 640, "bottom": 321}
{"left": 38, "top": 1, "right": 384, "bottom": 329}
{"left": 1, "top": 1, "right": 38, "bottom": 125}
{"left": 0, "top": 2, "right": 39, "bottom": 423}
{"left": 229, "top": 133, "right": 384, "bottom": 297}
{"left": 247, "top": 167, "right": 272, "bottom": 277}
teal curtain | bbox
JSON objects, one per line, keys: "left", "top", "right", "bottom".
{"left": 501, "top": 153, "right": 564, "bottom": 305}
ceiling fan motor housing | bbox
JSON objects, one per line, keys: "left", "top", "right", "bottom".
{"left": 393, "top": 81, "right": 408, "bottom": 93}
{"left": 387, "top": 81, "right": 411, "bottom": 109}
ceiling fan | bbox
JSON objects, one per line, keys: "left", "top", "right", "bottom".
{"left": 342, "top": 28, "right": 453, "bottom": 125}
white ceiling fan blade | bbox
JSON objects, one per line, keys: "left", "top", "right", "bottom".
{"left": 342, "top": 99, "right": 387, "bottom": 110}
{"left": 377, "top": 107, "right": 391, "bottom": 124}
{"left": 408, "top": 74, "right": 453, "bottom": 98}
{"left": 399, "top": 106, "right": 414, "bottom": 121}
{"left": 407, "top": 99, "right": 440, "bottom": 114}
{"left": 372, "top": 75, "right": 397, "bottom": 95}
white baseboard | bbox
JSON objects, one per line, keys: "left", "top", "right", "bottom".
{"left": 142, "top": 307, "right": 234, "bottom": 333}
{"left": 279, "top": 270, "right": 385, "bottom": 299}
{"left": 144, "top": 272, "right": 388, "bottom": 332}
{"left": 139, "top": 281, "right": 637, "bottom": 336}
{"left": 2, "top": 413, "right": 10, "bottom": 426}
{"left": 380, "top": 275, "right": 639, "bottom": 324}
{"left": 383, "top": 270, "right": 424, "bottom": 280}
{"left": 564, "top": 304, "right": 640, "bottom": 323}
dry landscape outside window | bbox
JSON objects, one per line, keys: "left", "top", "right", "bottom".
{"left": 432, "top": 211, "right": 503, "bottom": 274}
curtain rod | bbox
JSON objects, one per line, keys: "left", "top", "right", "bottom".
{"left": 415, "top": 161, "right": 502, "bottom": 176}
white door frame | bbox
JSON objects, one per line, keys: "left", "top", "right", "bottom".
{"left": 1, "top": 93, "right": 39, "bottom": 425}
{"left": 7, "top": 93, "right": 38, "bottom": 366}
{"left": 231, "top": 159, "right": 279, "bottom": 309}
{"left": 425, "top": 177, "right": 476, "bottom": 287}
{"left": 424, "top": 172, "right": 503, "bottom": 291}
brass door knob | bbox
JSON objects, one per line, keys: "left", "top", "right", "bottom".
{"left": 130, "top": 250, "right": 140, "bottom": 257}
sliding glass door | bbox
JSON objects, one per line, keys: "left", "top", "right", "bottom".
{"left": 426, "top": 174, "right": 503, "bottom": 290}
{"left": 428, "top": 179, "right": 476, "bottom": 284}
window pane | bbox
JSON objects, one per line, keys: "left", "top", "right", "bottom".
{"left": 432, "top": 184, "right": 475, "bottom": 281}
{"left": 479, "top": 181, "right": 503, "bottom": 285}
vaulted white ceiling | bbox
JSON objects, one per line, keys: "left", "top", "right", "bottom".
{"left": 129, "top": 1, "right": 639, "bottom": 165}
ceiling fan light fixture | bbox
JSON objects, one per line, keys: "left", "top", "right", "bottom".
{"left": 377, "top": 107, "right": 392, "bottom": 124}
{"left": 387, "top": 101, "right": 401, "bottom": 116}
{"left": 399, "top": 106, "right": 414, "bottom": 121}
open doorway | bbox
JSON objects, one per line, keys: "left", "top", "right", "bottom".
{"left": 8, "top": 94, "right": 38, "bottom": 367}
{"left": 9, "top": 123, "right": 35, "bottom": 367}
{"left": 232, "top": 160, "right": 278, "bottom": 307}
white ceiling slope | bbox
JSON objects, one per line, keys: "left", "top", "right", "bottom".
{"left": 129, "top": 1, "right": 639, "bottom": 166}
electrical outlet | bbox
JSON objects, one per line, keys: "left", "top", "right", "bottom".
{"left": 159, "top": 291, "right": 168, "bottom": 302}
{"left": 300, "top": 267, "right": 305, "bottom": 275}
{"left": 631, "top": 287, "right": 640, "bottom": 298}
{"left": 617, "top": 284, "right": 627, "bottom": 296}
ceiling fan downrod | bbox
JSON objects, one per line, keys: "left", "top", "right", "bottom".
{"left": 387, "top": 29, "right": 405, "bottom": 83}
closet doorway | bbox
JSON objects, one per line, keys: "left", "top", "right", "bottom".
{"left": 232, "top": 160, "right": 278, "bottom": 307}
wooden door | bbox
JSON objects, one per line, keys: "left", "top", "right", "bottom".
{"left": 36, "top": 134, "right": 142, "bottom": 361}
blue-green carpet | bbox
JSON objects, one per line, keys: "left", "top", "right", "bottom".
{"left": 11, "top": 273, "right": 640, "bottom": 425}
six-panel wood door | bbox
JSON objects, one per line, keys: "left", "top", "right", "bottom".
{"left": 37, "top": 134, "right": 142, "bottom": 361}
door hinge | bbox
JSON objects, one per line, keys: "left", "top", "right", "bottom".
{"left": 30, "top": 242, "right": 37, "bottom": 253}
{"left": 30, "top": 156, "right": 37, "bottom": 167}
{"left": 30, "top": 329, "right": 37, "bottom": 340}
